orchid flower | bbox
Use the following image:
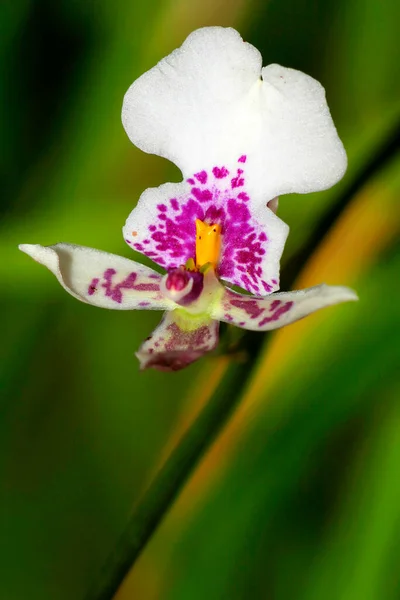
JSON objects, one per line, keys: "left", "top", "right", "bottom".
{"left": 19, "top": 27, "right": 357, "bottom": 371}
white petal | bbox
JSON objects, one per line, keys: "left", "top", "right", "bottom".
{"left": 19, "top": 243, "right": 173, "bottom": 310}
{"left": 136, "top": 310, "right": 219, "bottom": 371}
{"left": 211, "top": 283, "right": 358, "bottom": 330}
{"left": 122, "top": 26, "right": 346, "bottom": 203}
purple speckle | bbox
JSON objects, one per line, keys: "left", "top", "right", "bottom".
{"left": 270, "top": 300, "right": 281, "bottom": 311}
{"left": 259, "top": 301, "right": 293, "bottom": 326}
{"left": 238, "top": 192, "right": 249, "bottom": 202}
{"left": 194, "top": 170, "right": 208, "bottom": 184}
{"left": 187, "top": 178, "right": 195, "bottom": 185}
{"left": 231, "top": 168, "right": 245, "bottom": 189}
{"left": 92, "top": 268, "right": 162, "bottom": 304}
{"left": 213, "top": 166, "right": 229, "bottom": 179}
{"left": 262, "top": 281, "right": 273, "bottom": 292}
{"left": 238, "top": 155, "right": 247, "bottom": 163}
{"left": 88, "top": 278, "right": 99, "bottom": 296}
{"left": 229, "top": 295, "right": 264, "bottom": 319}
{"left": 157, "top": 204, "right": 167, "bottom": 212}
{"left": 192, "top": 187, "right": 212, "bottom": 203}
{"left": 170, "top": 198, "right": 179, "bottom": 211}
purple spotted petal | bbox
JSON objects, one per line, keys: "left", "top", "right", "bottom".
{"left": 19, "top": 243, "right": 173, "bottom": 311}
{"left": 123, "top": 156, "right": 288, "bottom": 296}
{"left": 211, "top": 284, "right": 358, "bottom": 330}
{"left": 136, "top": 311, "right": 219, "bottom": 371}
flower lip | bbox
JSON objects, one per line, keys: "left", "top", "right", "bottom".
{"left": 123, "top": 158, "right": 289, "bottom": 296}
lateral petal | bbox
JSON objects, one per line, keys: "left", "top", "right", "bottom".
{"left": 19, "top": 243, "right": 172, "bottom": 310}
{"left": 211, "top": 284, "right": 358, "bottom": 330}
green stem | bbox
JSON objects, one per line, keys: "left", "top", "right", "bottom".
{"left": 85, "top": 354, "right": 258, "bottom": 600}
{"left": 85, "top": 124, "right": 400, "bottom": 600}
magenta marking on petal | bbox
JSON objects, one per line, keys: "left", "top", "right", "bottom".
{"left": 271, "top": 278, "right": 277, "bottom": 285}
{"left": 194, "top": 170, "right": 208, "bottom": 184}
{"left": 212, "top": 166, "right": 229, "bottom": 179}
{"left": 187, "top": 178, "right": 195, "bottom": 184}
{"left": 230, "top": 297, "right": 265, "bottom": 319}
{"left": 262, "top": 281, "right": 273, "bottom": 292}
{"left": 238, "top": 321, "right": 245, "bottom": 326}
{"left": 88, "top": 278, "right": 99, "bottom": 295}
{"left": 139, "top": 301, "right": 150, "bottom": 307}
{"left": 238, "top": 155, "right": 247, "bottom": 163}
{"left": 170, "top": 198, "right": 179, "bottom": 211}
{"left": 259, "top": 301, "right": 293, "bottom": 326}
{"left": 149, "top": 225, "right": 156, "bottom": 232}
{"left": 238, "top": 192, "right": 249, "bottom": 201}
{"left": 100, "top": 269, "right": 160, "bottom": 303}
{"left": 270, "top": 300, "right": 281, "bottom": 311}
{"left": 125, "top": 239, "right": 132, "bottom": 244}
{"left": 231, "top": 174, "right": 245, "bottom": 189}
{"left": 191, "top": 187, "right": 212, "bottom": 202}
{"left": 157, "top": 204, "right": 167, "bottom": 212}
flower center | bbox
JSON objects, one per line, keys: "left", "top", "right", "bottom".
{"left": 195, "top": 219, "right": 221, "bottom": 268}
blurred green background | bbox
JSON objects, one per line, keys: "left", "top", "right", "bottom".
{"left": 1, "top": 0, "right": 400, "bottom": 599}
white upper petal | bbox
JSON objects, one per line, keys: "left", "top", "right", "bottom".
{"left": 122, "top": 26, "right": 347, "bottom": 203}
{"left": 19, "top": 243, "right": 173, "bottom": 311}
